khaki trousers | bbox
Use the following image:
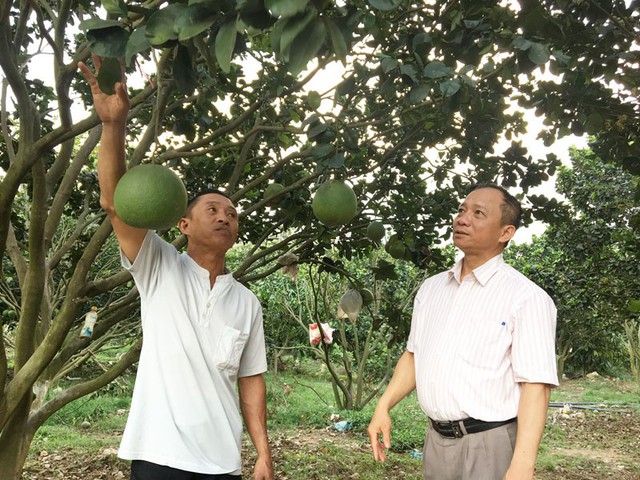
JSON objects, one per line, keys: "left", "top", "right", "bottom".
{"left": 422, "top": 421, "right": 518, "bottom": 480}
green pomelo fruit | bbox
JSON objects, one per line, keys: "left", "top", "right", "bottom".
{"left": 312, "top": 180, "right": 357, "bottom": 227}
{"left": 366, "top": 221, "right": 385, "bottom": 242}
{"left": 360, "top": 288, "right": 374, "bottom": 306}
{"left": 385, "top": 237, "right": 407, "bottom": 259}
{"left": 264, "top": 183, "right": 285, "bottom": 206}
{"left": 114, "top": 164, "right": 188, "bottom": 230}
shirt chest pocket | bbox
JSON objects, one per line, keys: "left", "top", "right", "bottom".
{"left": 215, "top": 325, "right": 249, "bottom": 374}
{"left": 456, "top": 317, "right": 512, "bottom": 371}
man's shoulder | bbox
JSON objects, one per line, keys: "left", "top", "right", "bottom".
{"left": 230, "top": 277, "right": 261, "bottom": 304}
{"left": 499, "top": 262, "right": 553, "bottom": 302}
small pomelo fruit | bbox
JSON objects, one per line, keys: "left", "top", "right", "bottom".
{"left": 360, "top": 288, "right": 374, "bottom": 306}
{"left": 385, "top": 236, "right": 407, "bottom": 259}
{"left": 312, "top": 180, "right": 357, "bottom": 227}
{"left": 366, "top": 221, "right": 385, "bottom": 242}
{"left": 114, "top": 164, "right": 188, "bottom": 230}
{"left": 264, "top": 183, "right": 285, "bottom": 206}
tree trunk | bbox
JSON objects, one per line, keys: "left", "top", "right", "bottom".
{"left": 0, "top": 395, "right": 34, "bottom": 480}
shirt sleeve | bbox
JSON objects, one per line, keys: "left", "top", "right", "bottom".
{"left": 511, "top": 287, "right": 559, "bottom": 386}
{"left": 120, "top": 231, "right": 179, "bottom": 300}
{"left": 237, "top": 302, "right": 268, "bottom": 377}
{"left": 406, "top": 280, "right": 428, "bottom": 353}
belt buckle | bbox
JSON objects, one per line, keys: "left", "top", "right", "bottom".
{"left": 450, "top": 421, "right": 464, "bottom": 438}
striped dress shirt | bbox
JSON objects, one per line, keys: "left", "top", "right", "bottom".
{"left": 407, "top": 254, "right": 558, "bottom": 422}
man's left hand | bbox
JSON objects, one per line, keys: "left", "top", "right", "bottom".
{"left": 502, "top": 464, "right": 534, "bottom": 480}
{"left": 253, "top": 455, "right": 274, "bottom": 480}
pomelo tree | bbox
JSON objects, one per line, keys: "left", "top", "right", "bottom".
{"left": 506, "top": 148, "right": 640, "bottom": 377}
{"left": 1, "top": 0, "right": 639, "bottom": 476}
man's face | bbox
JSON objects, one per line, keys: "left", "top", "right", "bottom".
{"left": 180, "top": 193, "right": 239, "bottom": 252}
{"left": 452, "top": 188, "right": 511, "bottom": 255}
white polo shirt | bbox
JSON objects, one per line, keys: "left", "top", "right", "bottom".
{"left": 118, "top": 232, "right": 267, "bottom": 475}
{"left": 407, "top": 254, "right": 558, "bottom": 422}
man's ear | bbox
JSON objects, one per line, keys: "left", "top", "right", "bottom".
{"left": 499, "top": 225, "right": 516, "bottom": 244}
{"left": 178, "top": 217, "right": 189, "bottom": 236}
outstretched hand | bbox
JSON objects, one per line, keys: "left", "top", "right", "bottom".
{"left": 367, "top": 408, "right": 393, "bottom": 463}
{"left": 78, "top": 54, "right": 130, "bottom": 124}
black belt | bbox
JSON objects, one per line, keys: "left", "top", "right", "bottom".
{"left": 429, "top": 417, "right": 517, "bottom": 438}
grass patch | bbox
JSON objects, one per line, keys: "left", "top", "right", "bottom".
{"left": 25, "top": 361, "right": 640, "bottom": 479}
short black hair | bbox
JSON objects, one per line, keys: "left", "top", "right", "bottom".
{"left": 184, "top": 189, "right": 233, "bottom": 217}
{"left": 469, "top": 183, "right": 522, "bottom": 229}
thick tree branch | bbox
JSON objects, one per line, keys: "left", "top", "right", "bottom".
{"left": 14, "top": 159, "right": 48, "bottom": 371}
{"left": 28, "top": 340, "right": 142, "bottom": 433}
{"left": 45, "top": 127, "right": 101, "bottom": 249}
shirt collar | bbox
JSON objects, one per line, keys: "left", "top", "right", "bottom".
{"left": 183, "top": 252, "right": 234, "bottom": 282}
{"left": 448, "top": 253, "right": 504, "bottom": 286}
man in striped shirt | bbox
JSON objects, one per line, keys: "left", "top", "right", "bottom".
{"left": 368, "top": 184, "right": 558, "bottom": 480}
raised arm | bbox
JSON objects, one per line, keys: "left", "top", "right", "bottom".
{"left": 78, "top": 56, "right": 147, "bottom": 263}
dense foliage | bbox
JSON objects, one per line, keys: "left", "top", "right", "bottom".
{"left": 507, "top": 149, "right": 640, "bottom": 377}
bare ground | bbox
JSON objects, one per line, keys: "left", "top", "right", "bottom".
{"left": 21, "top": 408, "right": 640, "bottom": 480}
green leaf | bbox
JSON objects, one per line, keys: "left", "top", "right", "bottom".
{"left": 628, "top": 300, "right": 640, "bottom": 312}
{"left": 423, "top": 61, "right": 453, "bottom": 79}
{"left": 215, "top": 18, "right": 238, "bottom": 73}
{"left": 307, "top": 121, "right": 327, "bottom": 140}
{"left": 278, "top": 8, "right": 315, "bottom": 57}
{"left": 265, "top": 0, "right": 309, "bottom": 17}
{"left": 408, "top": 84, "right": 430, "bottom": 104}
{"left": 240, "top": 0, "right": 277, "bottom": 29}
{"left": 372, "top": 260, "right": 398, "bottom": 281}
{"left": 312, "top": 144, "right": 333, "bottom": 159}
{"left": 125, "top": 27, "right": 151, "bottom": 66}
{"left": 80, "top": 18, "right": 122, "bottom": 31}
{"left": 400, "top": 64, "right": 418, "bottom": 82}
{"left": 101, "top": 0, "right": 127, "bottom": 17}
{"left": 307, "top": 91, "right": 322, "bottom": 109}
{"left": 512, "top": 36, "right": 532, "bottom": 50}
{"left": 173, "top": 45, "right": 197, "bottom": 95}
{"left": 381, "top": 57, "right": 398, "bottom": 73}
{"left": 96, "top": 57, "right": 121, "bottom": 95}
{"left": 326, "top": 152, "right": 345, "bottom": 168}
{"left": 176, "top": 4, "right": 218, "bottom": 41}
{"left": 528, "top": 42, "right": 550, "bottom": 64}
{"left": 146, "top": 4, "right": 185, "bottom": 46}
{"left": 288, "top": 18, "right": 326, "bottom": 76}
{"left": 584, "top": 112, "right": 604, "bottom": 135}
{"left": 439, "top": 78, "right": 460, "bottom": 97}
{"left": 325, "top": 18, "right": 348, "bottom": 64}
{"left": 368, "top": 0, "right": 403, "bottom": 11}
{"left": 87, "top": 27, "right": 129, "bottom": 58}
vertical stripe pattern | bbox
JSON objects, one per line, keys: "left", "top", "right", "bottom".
{"left": 407, "top": 254, "right": 558, "bottom": 422}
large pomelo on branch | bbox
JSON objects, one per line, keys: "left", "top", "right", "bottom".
{"left": 311, "top": 179, "right": 357, "bottom": 227}
{"left": 114, "top": 164, "right": 188, "bottom": 230}
{"left": 366, "top": 221, "right": 385, "bottom": 242}
{"left": 264, "top": 182, "right": 285, "bottom": 207}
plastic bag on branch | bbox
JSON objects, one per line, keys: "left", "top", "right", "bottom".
{"left": 277, "top": 252, "right": 299, "bottom": 281}
{"left": 309, "top": 322, "right": 334, "bottom": 345}
{"left": 337, "top": 289, "right": 363, "bottom": 323}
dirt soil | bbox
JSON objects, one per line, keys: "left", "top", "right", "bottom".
{"left": 21, "top": 410, "right": 640, "bottom": 480}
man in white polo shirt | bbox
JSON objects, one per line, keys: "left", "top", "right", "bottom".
{"left": 80, "top": 57, "right": 273, "bottom": 480}
{"left": 368, "top": 184, "right": 558, "bottom": 480}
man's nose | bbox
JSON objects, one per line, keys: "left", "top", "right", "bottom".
{"left": 455, "top": 212, "right": 470, "bottom": 225}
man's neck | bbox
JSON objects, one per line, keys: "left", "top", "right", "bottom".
{"left": 187, "top": 245, "right": 227, "bottom": 287}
